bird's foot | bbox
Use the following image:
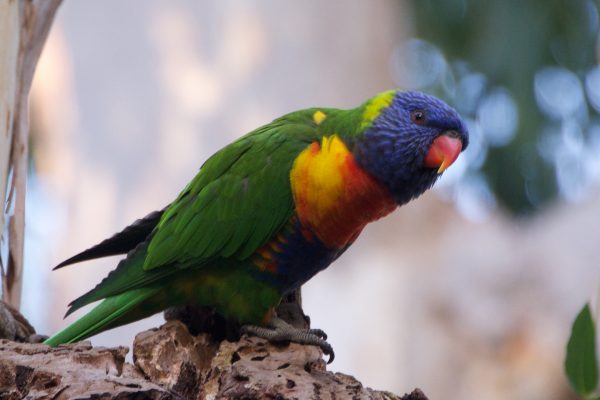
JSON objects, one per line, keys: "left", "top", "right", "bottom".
{"left": 241, "top": 316, "right": 334, "bottom": 363}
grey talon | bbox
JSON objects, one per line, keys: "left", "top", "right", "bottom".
{"left": 241, "top": 316, "right": 334, "bottom": 363}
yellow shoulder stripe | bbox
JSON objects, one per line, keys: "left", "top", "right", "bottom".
{"left": 360, "top": 90, "right": 395, "bottom": 129}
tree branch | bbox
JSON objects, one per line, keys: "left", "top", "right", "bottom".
{"left": 0, "top": 0, "right": 62, "bottom": 309}
{"left": 0, "top": 320, "right": 428, "bottom": 400}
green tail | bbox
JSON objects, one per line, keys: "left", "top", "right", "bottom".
{"left": 44, "top": 287, "right": 161, "bottom": 347}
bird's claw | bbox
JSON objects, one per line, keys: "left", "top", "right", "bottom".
{"left": 307, "top": 328, "right": 327, "bottom": 340}
{"left": 319, "top": 340, "right": 335, "bottom": 364}
{"left": 241, "top": 317, "right": 335, "bottom": 364}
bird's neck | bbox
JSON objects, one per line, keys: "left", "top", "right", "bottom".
{"left": 290, "top": 135, "right": 396, "bottom": 249}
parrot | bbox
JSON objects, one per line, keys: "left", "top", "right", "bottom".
{"left": 44, "top": 90, "right": 468, "bottom": 362}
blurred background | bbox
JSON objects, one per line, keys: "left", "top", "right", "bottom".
{"left": 14, "top": 0, "right": 600, "bottom": 399}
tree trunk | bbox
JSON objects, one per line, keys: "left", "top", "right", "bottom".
{"left": 0, "top": 0, "right": 62, "bottom": 309}
{"left": 0, "top": 320, "right": 428, "bottom": 400}
{"left": 0, "top": 297, "right": 429, "bottom": 398}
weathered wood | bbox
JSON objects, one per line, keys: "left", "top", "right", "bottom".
{"left": 0, "top": 320, "right": 427, "bottom": 399}
{"left": 0, "top": 1, "right": 20, "bottom": 301}
{"left": 0, "top": 0, "right": 62, "bottom": 309}
{"left": 0, "top": 339, "right": 174, "bottom": 399}
{"left": 134, "top": 321, "right": 423, "bottom": 400}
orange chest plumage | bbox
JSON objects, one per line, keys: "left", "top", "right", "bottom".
{"left": 290, "top": 135, "right": 397, "bottom": 249}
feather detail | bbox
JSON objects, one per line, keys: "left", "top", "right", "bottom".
{"left": 290, "top": 135, "right": 396, "bottom": 249}
{"left": 53, "top": 209, "right": 164, "bottom": 269}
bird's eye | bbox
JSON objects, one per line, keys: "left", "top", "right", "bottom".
{"left": 410, "top": 110, "right": 426, "bottom": 125}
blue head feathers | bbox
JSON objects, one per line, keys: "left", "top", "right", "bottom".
{"left": 354, "top": 91, "right": 469, "bottom": 205}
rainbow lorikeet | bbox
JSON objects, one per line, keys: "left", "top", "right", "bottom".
{"left": 44, "top": 90, "right": 468, "bottom": 362}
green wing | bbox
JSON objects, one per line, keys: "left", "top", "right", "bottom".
{"left": 66, "top": 112, "right": 321, "bottom": 314}
{"left": 144, "top": 113, "right": 321, "bottom": 268}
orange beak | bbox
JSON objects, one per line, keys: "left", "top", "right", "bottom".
{"left": 424, "top": 133, "right": 463, "bottom": 174}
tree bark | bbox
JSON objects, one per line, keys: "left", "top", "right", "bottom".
{"left": 0, "top": 291, "right": 428, "bottom": 398}
{"left": 0, "top": 320, "right": 428, "bottom": 400}
{"left": 0, "top": 0, "right": 62, "bottom": 309}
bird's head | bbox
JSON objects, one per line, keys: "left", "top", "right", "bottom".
{"left": 353, "top": 90, "right": 469, "bottom": 205}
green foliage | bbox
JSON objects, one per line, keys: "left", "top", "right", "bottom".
{"left": 565, "top": 304, "right": 600, "bottom": 399}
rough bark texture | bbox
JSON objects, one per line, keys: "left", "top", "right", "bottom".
{"left": 134, "top": 320, "right": 418, "bottom": 400}
{"left": 0, "top": 300, "right": 38, "bottom": 343}
{"left": 0, "top": 318, "right": 427, "bottom": 400}
{"left": 0, "top": 340, "right": 173, "bottom": 400}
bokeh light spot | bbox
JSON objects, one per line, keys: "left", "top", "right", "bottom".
{"left": 391, "top": 38, "right": 447, "bottom": 89}
{"left": 477, "top": 88, "right": 518, "bottom": 147}
{"left": 585, "top": 66, "right": 600, "bottom": 113}
{"left": 534, "top": 67, "right": 584, "bottom": 120}
{"left": 455, "top": 73, "right": 487, "bottom": 114}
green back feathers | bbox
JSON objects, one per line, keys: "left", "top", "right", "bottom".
{"left": 66, "top": 112, "right": 322, "bottom": 314}
{"left": 143, "top": 116, "right": 319, "bottom": 269}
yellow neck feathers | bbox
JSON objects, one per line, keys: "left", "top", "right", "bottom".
{"left": 290, "top": 135, "right": 396, "bottom": 248}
